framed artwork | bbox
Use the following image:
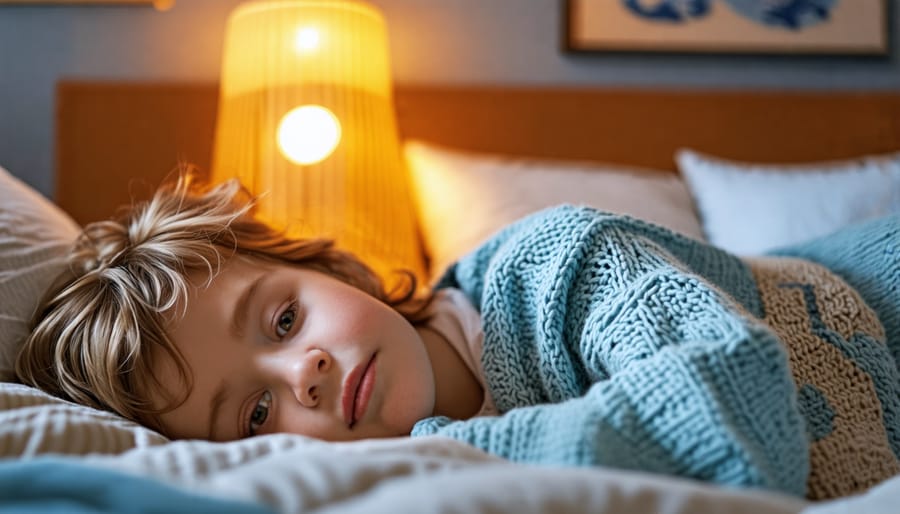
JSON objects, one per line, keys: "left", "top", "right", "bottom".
{"left": 563, "top": 0, "right": 888, "bottom": 55}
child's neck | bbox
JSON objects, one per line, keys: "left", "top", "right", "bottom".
{"left": 416, "top": 325, "right": 484, "bottom": 420}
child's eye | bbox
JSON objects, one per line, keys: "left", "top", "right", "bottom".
{"left": 248, "top": 390, "right": 272, "bottom": 436}
{"left": 276, "top": 302, "right": 299, "bottom": 338}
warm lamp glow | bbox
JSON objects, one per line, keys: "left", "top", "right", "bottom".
{"left": 212, "top": 0, "right": 425, "bottom": 284}
{"left": 294, "top": 27, "right": 320, "bottom": 52}
{"left": 277, "top": 105, "right": 341, "bottom": 165}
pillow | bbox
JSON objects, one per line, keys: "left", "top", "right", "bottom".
{"left": 677, "top": 149, "right": 900, "bottom": 255}
{"left": 0, "top": 382, "right": 167, "bottom": 457}
{"left": 0, "top": 166, "right": 81, "bottom": 382}
{"left": 404, "top": 141, "right": 705, "bottom": 282}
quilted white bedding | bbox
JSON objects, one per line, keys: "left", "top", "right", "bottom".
{"left": 6, "top": 381, "right": 900, "bottom": 514}
{"left": 81, "top": 434, "right": 808, "bottom": 514}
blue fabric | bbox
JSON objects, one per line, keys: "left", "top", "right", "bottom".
{"left": 411, "top": 206, "right": 900, "bottom": 497}
{"left": 0, "top": 457, "right": 274, "bottom": 514}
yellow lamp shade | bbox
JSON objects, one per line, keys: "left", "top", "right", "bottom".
{"left": 212, "top": 0, "right": 424, "bottom": 284}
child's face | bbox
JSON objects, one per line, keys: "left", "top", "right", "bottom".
{"left": 151, "top": 256, "right": 436, "bottom": 442}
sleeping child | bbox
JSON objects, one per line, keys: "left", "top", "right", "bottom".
{"left": 16, "top": 172, "right": 900, "bottom": 500}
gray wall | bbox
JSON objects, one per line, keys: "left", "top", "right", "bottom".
{"left": 1, "top": 0, "right": 898, "bottom": 198}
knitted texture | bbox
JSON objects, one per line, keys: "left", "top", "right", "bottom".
{"left": 772, "top": 214, "right": 900, "bottom": 375}
{"left": 411, "top": 206, "right": 900, "bottom": 499}
{"left": 747, "top": 257, "right": 899, "bottom": 499}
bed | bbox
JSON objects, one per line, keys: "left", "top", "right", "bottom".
{"left": 1, "top": 82, "right": 900, "bottom": 513}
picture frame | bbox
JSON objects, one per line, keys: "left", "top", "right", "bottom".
{"left": 563, "top": 0, "right": 888, "bottom": 56}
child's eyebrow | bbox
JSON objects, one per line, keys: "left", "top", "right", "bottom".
{"left": 230, "top": 274, "right": 265, "bottom": 339}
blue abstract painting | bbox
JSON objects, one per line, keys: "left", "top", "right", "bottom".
{"left": 622, "top": 0, "right": 711, "bottom": 23}
{"left": 623, "top": 0, "right": 838, "bottom": 31}
{"left": 567, "top": 0, "right": 885, "bottom": 54}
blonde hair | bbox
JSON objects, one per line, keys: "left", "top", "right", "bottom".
{"left": 16, "top": 171, "right": 430, "bottom": 431}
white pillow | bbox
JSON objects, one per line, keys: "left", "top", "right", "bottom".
{"left": 0, "top": 166, "right": 81, "bottom": 382}
{"left": 677, "top": 149, "right": 900, "bottom": 255}
{"left": 0, "top": 382, "right": 167, "bottom": 457}
{"left": 404, "top": 141, "right": 705, "bottom": 282}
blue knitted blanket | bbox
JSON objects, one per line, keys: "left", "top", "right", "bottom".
{"left": 0, "top": 457, "right": 273, "bottom": 514}
{"left": 411, "top": 206, "right": 900, "bottom": 499}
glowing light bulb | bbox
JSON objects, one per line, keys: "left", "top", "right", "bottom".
{"left": 294, "top": 27, "right": 320, "bottom": 53}
{"left": 277, "top": 105, "right": 341, "bottom": 165}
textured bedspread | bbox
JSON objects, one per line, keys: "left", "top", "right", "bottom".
{"left": 26, "top": 434, "right": 811, "bottom": 514}
{"left": 5, "top": 432, "right": 900, "bottom": 514}
{"left": 412, "top": 206, "right": 900, "bottom": 500}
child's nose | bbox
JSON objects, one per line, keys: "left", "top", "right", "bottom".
{"left": 291, "top": 348, "right": 332, "bottom": 407}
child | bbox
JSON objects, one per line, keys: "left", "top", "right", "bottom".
{"left": 17, "top": 172, "right": 900, "bottom": 501}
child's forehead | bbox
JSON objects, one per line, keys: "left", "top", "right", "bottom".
{"left": 187, "top": 253, "right": 275, "bottom": 286}
{"left": 165, "top": 255, "right": 267, "bottom": 321}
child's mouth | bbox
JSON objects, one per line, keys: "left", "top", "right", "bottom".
{"left": 343, "top": 352, "right": 377, "bottom": 429}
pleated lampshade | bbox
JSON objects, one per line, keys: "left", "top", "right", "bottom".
{"left": 212, "top": 0, "right": 425, "bottom": 284}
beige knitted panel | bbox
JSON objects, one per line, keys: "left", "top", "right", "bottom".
{"left": 749, "top": 257, "right": 898, "bottom": 500}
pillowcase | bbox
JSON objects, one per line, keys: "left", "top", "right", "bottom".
{"left": 677, "top": 149, "right": 900, "bottom": 255}
{"left": 0, "top": 382, "right": 167, "bottom": 457}
{"left": 404, "top": 141, "right": 705, "bottom": 282}
{"left": 0, "top": 166, "right": 81, "bottom": 382}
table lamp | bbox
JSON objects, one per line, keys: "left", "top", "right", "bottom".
{"left": 212, "top": 0, "right": 425, "bottom": 285}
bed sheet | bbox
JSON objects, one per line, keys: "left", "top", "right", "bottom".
{"left": 6, "top": 379, "right": 900, "bottom": 514}
{"left": 78, "top": 433, "right": 808, "bottom": 514}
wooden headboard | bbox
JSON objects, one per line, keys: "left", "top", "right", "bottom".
{"left": 56, "top": 81, "right": 900, "bottom": 225}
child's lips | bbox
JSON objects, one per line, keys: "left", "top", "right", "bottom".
{"left": 343, "top": 353, "right": 377, "bottom": 428}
